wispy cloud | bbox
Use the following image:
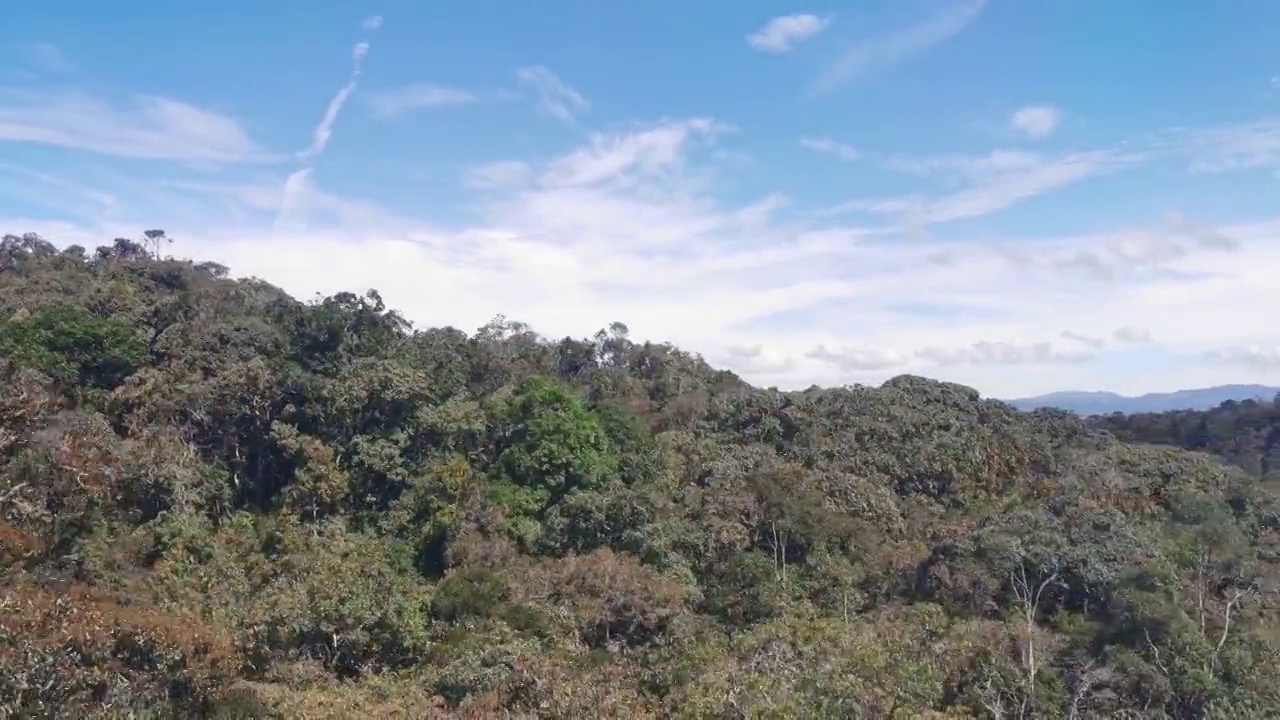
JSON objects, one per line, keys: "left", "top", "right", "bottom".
{"left": 812, "top": 0, "right": 987, "bottom": 94}
{"left": 810, "top": 325, "right": 1154, "bottom": 373}
{"left": 273, "top": 168, "right": 314, "bottom": 231}
{"left": 18, "top": 42, "right": 75, "bottom": 75}
{"left": 0, "top": 161, "right": 117, "bottom": 219}
{"left": 1181, "top": 119, "right": 1280, "bottom": 172}
{"left": 515, "top": 66, "right": 589, "bottom": 125}
{"left": 916, "top": 339, "right": 1096, "bottom": 367}
{"left": 917, "top": 150, "right": 1127, "bottom": 223}
{"left": 9, "top": 77, "right": 1280, "bottom": 399}
{"left": 365, "top": 83, "right": 478, "bottom": 118}
{"left": 718, "top": 344, "right": 796, "bottom": 375}
{"left": 1020, "top": 224, "right": 1227, "bottom": 283}
{"left": 1010, "top": 104, "right": 1063, "bottom": 139}
{"left": 747, "top": 14, "right": 832, "bottom": 54}
{"left": 1060, "top": 326, "right": 1152, "bottom": 350}
{"left": 283, "top": 18, "right": 385, "bottom": 228}
{"left": 1165, "top": 211, "right": 1241, "bottom": 251}
{"left": 1061, "top": 330, "right": 1106, "bottom": 349}
{"left": 800, "top": 136, "right": 860, "bottom": 161}
{"left": 806, "top": 344, "right": 909, "bottom": 371}
{"left": 540, "top": 118, "right": 724, "bottom": 187}
{"left": 812, "top": 196, "right": 923, "bottom": 219}
{"left": 1208, "top": 344, "right": 1280, "bottom": 370}
{"left": 882, "top": 149, "right": 1043, "bottom": 177}
{"left": 298, "top": 18, "right": 382, "bottom": 161}
{"left": 301, "top": 82, "right": 358, "bottom": 161}
{"left": 0, "top": 89, "right": 273, "bottom": 163}
{"left": 1113, "top": 326, "right": 1152, "bottom": 344}
{"left": 465, "top": 160, "right": 532, "bottom": 190}
{"left": 835, "top": 148, "right": 1137, "bottom": 225}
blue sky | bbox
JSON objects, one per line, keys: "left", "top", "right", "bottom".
{"left": 2, "top": 0, "right": 1280, "bottom": 398}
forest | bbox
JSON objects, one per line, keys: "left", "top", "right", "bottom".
{"left": 1091, "top": 399, "right": 1280, "bottom": 482}
{"left": 0, "top": 231, "right": 1277, "bottom": 719}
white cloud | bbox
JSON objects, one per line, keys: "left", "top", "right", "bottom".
{"left": 515, "top": 66, "right": 589, "bottom": 125}
{"left": 806, "top": 344, "right": 910, "bottom": 371}
{"left": 812, "top": 0, "right": 987, "bottom": 94}
{"left": 1209, "top": 344, "right": 1280, "bottom": 370}
{"left": 540, "top": 118, "right": 724, "bottom": 187}
{"left": 11, "top": 179, "right": 1280, "bottom": 398}
{"left": 362, "top": 15, "right": 384, "bottom": 31}
{"left": 919, "top": 150, "right": 1126, "bottom": 223}
{"left": 916, "top": 340, "right": 1096, "bottom": 366}
{"left": 843, "top": 148, "right": 1138, "bottom": 225}
{"left": 1113, "top": 326, "right": 1152, "bottom": 344}
{"left": 0, "top": 89, "right": 273, "bottom": 163}
{"left": 800, "top": 136, "right": 859, "bottom": 161}
{"left": 718, "top": 344, "right": 796, "bottom": 376}
{"left": 747, "top": 14, "right": 832, "bottom": 54}
{"left": 1010, "top": 105, "right": 1062, "bottom": 139}
{"left": 365, "top": 84, "right": 478, "bottom": 118}
{"left": 7, "top": 91, "right": 1280, "bottom": 399}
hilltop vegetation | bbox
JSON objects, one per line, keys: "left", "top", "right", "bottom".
{"left": 1, "top": 231, "right": 1278, "bottom": 719}
{"left": 1092, "top": 397, "right": 1280, "bottom": 481}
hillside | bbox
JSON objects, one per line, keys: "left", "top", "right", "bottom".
{"left": 2, "top": 232, "right": 1279, "bottom": 719}
{"left": 1091, "top": 397, "right": 1280, "bottom": 481}
{"left": 1007, "top": 385, "right": 1280, "bottom": 416}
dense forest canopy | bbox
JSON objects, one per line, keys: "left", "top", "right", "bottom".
{"left": 1, "top": 231, "right": 1278, "bottom": 719}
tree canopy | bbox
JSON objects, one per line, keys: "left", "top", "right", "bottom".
{"left": 1, "top": 231, "right": 1278, "bottom": 718}
{"left": 1092, "top": 397, "right": 1280, "bottom": 481}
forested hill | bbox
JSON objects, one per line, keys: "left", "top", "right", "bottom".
{"left": 1091, "top": 397, "right": 1280, "bottom": 481}
{"left": 2, "top": 232, "right": 1279, "bottom": 719}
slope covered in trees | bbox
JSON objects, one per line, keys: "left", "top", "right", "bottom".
{"left": 1, "top": 232, "right": 1278, "bottom": 719}
{"left": 1092, "top": 398, "right": 1280, "bottom": 482}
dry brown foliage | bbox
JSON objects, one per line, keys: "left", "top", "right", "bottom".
{"left": 0, "top": 521, "right": 38, "bottom": 566}
{"left": 510, "top": 548, "right": 689, "bottom": 649}
{"left": 0, "top": 579, "right": 238, "bottom": 712}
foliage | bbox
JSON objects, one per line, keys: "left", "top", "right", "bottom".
{"left": 0, "top": 304, "right": 146, "bottom": 397}
{"left": 1, "top": 231, "right": 1277, "bottom": 718}
{"left": 1092, "top": 396, "right": 1280, "bottom": 480}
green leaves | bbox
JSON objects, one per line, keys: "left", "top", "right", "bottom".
{"left": 0, "top": 305, "right": 146, "bottom": 394}
{"left": 4, "top": 234, "right": 1280, "bottom": 717}
{"left": 491, "top": 376, "right": 620, "bottom": 513}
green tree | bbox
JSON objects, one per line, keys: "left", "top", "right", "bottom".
{"left": 490, "top": 376, "right": 620, "bottom": 518}
{"left": 0, "top": 305, "right": 146, "bottom": 394}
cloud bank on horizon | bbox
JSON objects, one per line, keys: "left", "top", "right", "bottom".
{"left": 1, "top": 1, "right": 1279, "bottom": 398}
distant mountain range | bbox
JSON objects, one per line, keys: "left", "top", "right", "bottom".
{"left": 1005, "top": 384, "right": 1280, "bottom": 416}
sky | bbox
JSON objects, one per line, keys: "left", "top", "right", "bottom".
{"left": 2, "top": 0, "right": 1279, "bottom": 399}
